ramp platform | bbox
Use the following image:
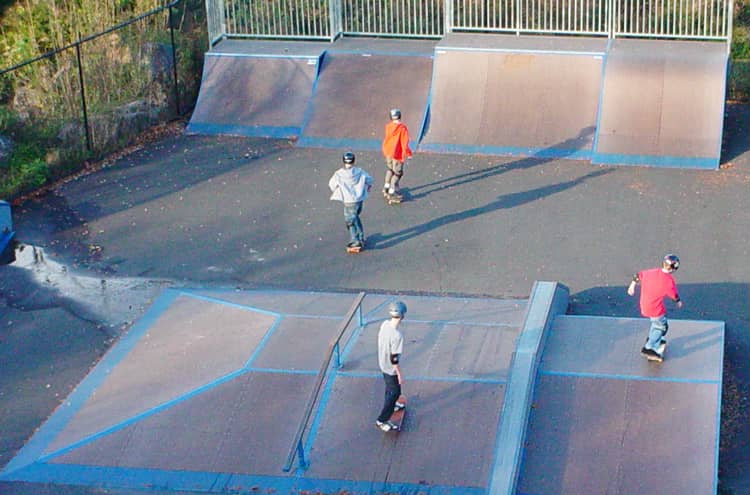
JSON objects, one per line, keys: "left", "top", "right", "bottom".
{"left": 420, "top": 34, "right": 607, "bottom": 159}
{"left": 592, "top": 39, "right": 728, "bottom": 169}
{"left": 187, "top": 40, "right": 327, "bottom": 138}
{"left": 517, "top": 315, "right": 724, "bottom": 495}
{"left": 296, "top": 38, "right": 435, "bottom": 151}
{"left": 0, "top": 287, "right": 723, "bottom": 495}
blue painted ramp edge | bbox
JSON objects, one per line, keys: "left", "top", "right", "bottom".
{"left": 4, "top": 462, "right": 485, "bottom": 495}
{"left": 419, "top": 142, "right": 593, "bottom": 161}
{"left": 186, "top": 122, "right": 301, "bottom": 139}
{"left": 296, "top": 135, "right": 383, "bottom": 151}
{"left": 486, "top": 281, "right": 569, "bottom": 495}
{"left": 591, "top": 152, "right": 719, "bottom": 170}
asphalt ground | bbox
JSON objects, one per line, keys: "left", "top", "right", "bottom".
{"left": 1, "top": 102, "right": 750, "bottom": 495}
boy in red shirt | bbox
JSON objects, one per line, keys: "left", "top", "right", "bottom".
{"left": 627, "top": 254, "right": 683, "bottom": 362}
{"left": 381, "top": 108, "right": 412, "bottom": 201}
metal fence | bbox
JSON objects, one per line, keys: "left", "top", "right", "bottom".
{"left": 207, "top": 0, "right": 733, "bottom": 41}
{"left": 614, "top": 0, "right": 732, "bottom": 39}
{"left": 0, "top": 0, "right": 206, "bottom": 198}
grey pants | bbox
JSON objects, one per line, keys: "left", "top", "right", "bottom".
{"left": 384, "top": 158, "right": 404, "bottom": 193}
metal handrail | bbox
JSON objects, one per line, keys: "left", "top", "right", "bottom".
{"left": 282, "top": 291, "right": 366, "bottom": 472}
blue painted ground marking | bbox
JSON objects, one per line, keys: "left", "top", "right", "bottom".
{"left": 407, "top": 318, "right": 518, "bottom": 327}
{"left": 591, "top": 38, "right": 612, "bottom": 155}
{"left": 246, "top": 367, "right": 318, "bottom": 375}
{"left": 186, "top": 122, "right": 301, "bottom": 138}
{"left": 298, "top": 363, "right": 340, "bottom": 474}
{"left": 38, "top": 367, "right": 250, "bottom": 464}
{"left": 419, "top": 142, "right": 594, "bottom": 160}
{"left": 540, "top": 369, "right": 720, "bottom": 385}
{"left": 243, "top": 316, "right": 283, "bottom": 368}
{"left": 7, "top": 456, "right": 487, "bottom": 495}
{"left": 337, "top": 370, "right": 507, "bottom": 384}
{"left": 592, "top": 152, "right": 718, "bottom": 169}
{"left": 297, "top": 53, "right": 324, "bottom": 137}
{"left": 177, "top": 290, "right": 282, "bottom": 317}
{"left": 296, "top": 135, "right": 383, "bottom": 151}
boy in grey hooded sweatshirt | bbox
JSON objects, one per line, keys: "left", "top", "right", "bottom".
{"left": 329, "top": 152, "right": 373, "bottom": 249}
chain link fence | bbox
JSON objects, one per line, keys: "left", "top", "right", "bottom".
{"left": 0, "top": 0, "right": 207, "bottom": 199}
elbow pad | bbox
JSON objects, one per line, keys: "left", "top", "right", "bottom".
{"left": 390, "top": 354, "right": 400, "bottom": 365}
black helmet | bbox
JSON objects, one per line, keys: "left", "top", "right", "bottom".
{"left": 342, "top": 151, "right": 355, "bottom": 164}
{"left": 388, "top": 301, "right": 407, "bottom": 318}
{"left": 389, "top": 108, "right": 401, "bottom": 120}
{"left": 663, "top": 254, "right": 680, "bottom": 271}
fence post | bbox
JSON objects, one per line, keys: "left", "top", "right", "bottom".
{"left": 727, "top": 0, "right": 734, "bottom": 54}
{"left": 444, "top": 0, "right": 452, "bottom": 34}
{"left": 168, "top": 3, "right": 182, "bottom": 116}
{"left": 75, "top": 39, "right": 92, "bottom": 152}
{"left": 329, "top": 0, "right": 341, "bottom": 41}
{"left": 515, "top": 0, "right": 521, "bottom": 35}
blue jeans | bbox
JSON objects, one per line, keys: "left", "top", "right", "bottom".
{"left": 343, "top": 202, "right": 364, "bottom": 245}
{"left": 377, "top": 373, "right": 401, "bottom": 422}
{"left": 645, "top": 315, "right": 668, "bottom": 351}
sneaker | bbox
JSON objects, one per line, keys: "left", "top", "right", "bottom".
{"left": 641, "top": 347, "right": 663, "bottom": 362}
{"left": 376, "top": 420, "right": 399, "bottom": 432}
{"left": 347, "top": 241, "right": 358, "bottom": 248}
{"left": 394, "top": 401, "right": 406, "bottom": 412}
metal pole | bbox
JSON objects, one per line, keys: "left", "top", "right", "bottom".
{"left": 75, "top": 40, "right": 92, "bottom": 152}
{"left": 168, "top": 3, "right": 181, "bottom": 116}
{"left": 727, "top": 0, "right": 734, "bottom": 53}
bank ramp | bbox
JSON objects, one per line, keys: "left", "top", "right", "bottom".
{"left": 296, "top": 38, "right": 434, "bottom": 151}
{"left": 592, "top": 38, "right": 728, "bottom": 169}
{"left": 420, "top": 33, "right": 607, "bottom": 159}
{"left": 187, "top": 40, "right": 327, "bottom": 138}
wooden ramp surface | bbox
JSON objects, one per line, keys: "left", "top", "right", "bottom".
{"left": 517, "top": 315, "right": 723, "bottom": 495}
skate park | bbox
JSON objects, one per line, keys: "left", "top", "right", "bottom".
{"left": 0, "top": 0, "right": 738, "bottom": 494}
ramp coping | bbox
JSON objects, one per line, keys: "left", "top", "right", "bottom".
{"left": 487, "top": 281, "right": 569, "bottom": 495}
{"left": 435, "top": 46, "right": 606, "bottom": 56}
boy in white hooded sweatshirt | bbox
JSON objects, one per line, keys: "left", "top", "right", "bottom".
{"left": 329, "top": 152, "right": 373, "bottom": 250}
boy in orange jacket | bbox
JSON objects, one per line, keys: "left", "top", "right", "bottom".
{"left": 381, "top": 108, "right": 412, "bottom": 200}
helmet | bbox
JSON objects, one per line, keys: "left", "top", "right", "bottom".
{"left": 342, "top": 151, "right": 355, "bottom": 164}
{"left": 389, "top": 108, "right": 401, "bottom": 121}
{"left": 663, "top": 253, "right": 680, "bottom": 271}
{"left": 388, "top": 301, "right": 407, "bottom": 318}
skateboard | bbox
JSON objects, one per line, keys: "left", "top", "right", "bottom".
{"left": 346, "top": 245, "right": 362, "bottom": 254}
{"left": 383, "top": 190, "right": 403, "bottom": 205}
{"left": 643, "top": 340, "right": 667, "bottom": 362}
{"left": 386, "top": 395, "right": 407, "bottom": 432}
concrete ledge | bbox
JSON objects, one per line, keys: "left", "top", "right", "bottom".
{"left": 487, "top": 281, "right": 569, "bottom": 495}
